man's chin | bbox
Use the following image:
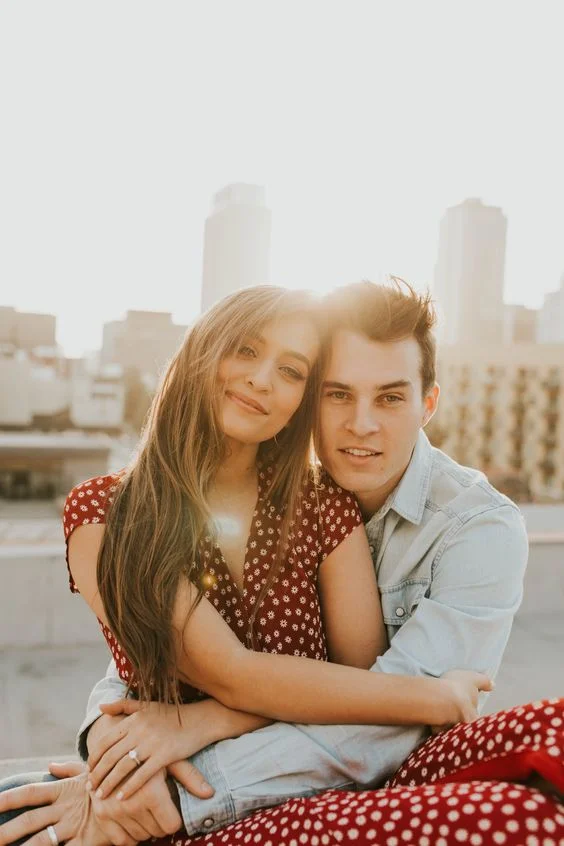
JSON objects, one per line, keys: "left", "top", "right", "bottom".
{"left": 323, "top": 459, "right": 384, "bottom": 492}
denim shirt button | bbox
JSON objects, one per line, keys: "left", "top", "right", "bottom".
{"left": 369, "top": 545, "right": 375, "bottom": 554}
{"left": 203, "top": 818, "right": 215, "bottom": 828}
{"left": 395, "top": 606, "right": 405, "bottom": 617}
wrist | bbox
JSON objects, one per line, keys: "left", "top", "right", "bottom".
{"left": 438, "top": 679, "right": 462, "bottom": 724}
{"left": 183, "top": 699, "right": 231, "bottom": 745}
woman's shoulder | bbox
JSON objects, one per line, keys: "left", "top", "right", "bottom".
{"left": 302, "top": 467, "right": 358, "bottom": 509}
{"left": 63, "top": 471, "right": 124, "bottom": 541}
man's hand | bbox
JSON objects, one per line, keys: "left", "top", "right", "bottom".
{"left": 88, "top": 767, "right": 184, "bottom": 841}
{"left": 0, "top": 766, "right": 113, "bottom": 846}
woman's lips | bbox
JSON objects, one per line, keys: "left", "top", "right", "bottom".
{"left": 226, "top": 390, "right": 269, "bottom": 415}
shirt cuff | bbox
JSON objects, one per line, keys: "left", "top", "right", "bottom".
{"left": 176, "top": 746, "right": 235, "bottom": 836}
{"left": 76, "top": 706, "right": 104, "bottom": 761}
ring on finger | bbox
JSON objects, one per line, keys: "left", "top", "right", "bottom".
{"left": 128, "top": 747, "right": 142, "bottom": 767}
{"left": 46, "top": 824, "right": 59, "bottom": 846}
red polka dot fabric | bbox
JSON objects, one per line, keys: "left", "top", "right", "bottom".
{"left": 388, "top": 697, "right": 564, "bottom": 797}
{"left": 158, "top": 781, "right": 564, "bottom": 845}
{"left": 63, "top": 465, "right": 362, "bottom": 699}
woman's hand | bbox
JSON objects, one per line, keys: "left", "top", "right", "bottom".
{"left": 87, "top": 699, "right": 216, "bottom": 800}
{"left": 432, "top": 669, "right": 494, "bottom": 732}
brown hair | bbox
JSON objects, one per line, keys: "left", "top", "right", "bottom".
{"left": 97, "top": 285, "right": 327, "bottom": 704}
{"left": 323, "top": 277, "right": 437, "bottom": 394}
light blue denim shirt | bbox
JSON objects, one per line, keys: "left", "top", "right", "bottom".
{"left": 78, "top": 431, "right": 528, "bottom": 835}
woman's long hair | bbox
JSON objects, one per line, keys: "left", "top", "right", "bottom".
{"left": 97, "top": 285, "right": 327, "bottom": 704}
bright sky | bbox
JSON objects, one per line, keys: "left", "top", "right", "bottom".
{"left": 1, "top": 1, "right": 563, "bottom": 356}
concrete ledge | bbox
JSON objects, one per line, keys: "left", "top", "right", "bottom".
{"left": 0, "top": 756, "right": 80, "bottom": 781}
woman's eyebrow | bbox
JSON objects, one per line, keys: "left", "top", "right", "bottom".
{"left": 255, "top": 334, "right": 311, "bottom": 369}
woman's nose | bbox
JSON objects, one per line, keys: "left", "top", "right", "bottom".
{"left": 246, "top": 361, "right": 273, "bottom": 391}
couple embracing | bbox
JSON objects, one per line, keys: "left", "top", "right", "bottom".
{"left": 1, "top": 280, "right": 563, "bottom": 846}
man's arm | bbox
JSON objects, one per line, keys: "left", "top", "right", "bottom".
{"left": 376, "top": 504, "right": 528, "bottom": 680}
{"left": 77, "top": 659, "right": 128, "bottom": 759}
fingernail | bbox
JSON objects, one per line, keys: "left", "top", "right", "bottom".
{"left": 95, "top": 788, "right": 103, "bottom": 799}
{"left": 85, "top": 781, "right": 92, "bottom": 792}
{"left": 116, "top": 791, "right": 123, "bottom": 800}
{"left": 201, "top": 781, "right": 214, "bottom": 795}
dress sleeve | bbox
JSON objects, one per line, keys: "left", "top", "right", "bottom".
{"left": 62, "top": 473, "right": 121, "bottom": 593}
{"left": 310, "top": 473, "right": 363, "bottom": 562}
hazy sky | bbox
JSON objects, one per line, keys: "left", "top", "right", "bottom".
{"left": 1, "top": 1, "right": 563, "bottom": 356}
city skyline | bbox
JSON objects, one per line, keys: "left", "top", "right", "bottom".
{"left": 1, "top": 2, "right": 563, "bottom": 356}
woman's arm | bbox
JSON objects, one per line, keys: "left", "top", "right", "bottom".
{"left": 172, "top": 578, "right": 489, "bottom": 727}
{"left": 69, "top": 525, "right": 490, "bottom": 731}
{"left": 318, "top": 524, "right": 386, "bottom": 668}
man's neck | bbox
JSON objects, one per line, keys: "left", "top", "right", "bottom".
{"left": 356, "top": 463, "right": 410, "bottom": 523}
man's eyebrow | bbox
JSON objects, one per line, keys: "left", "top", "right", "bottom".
{"left": 255, "top": 334, "right": 311, "bottom": 368}
{"left": 377, "top": 380, "right": 413, "bottom": 391}
{"left": 322, "top": 379, "right": 413, "bottom": 391}
{"left": 323, "top": 380, "right": 352, "bottom": 390}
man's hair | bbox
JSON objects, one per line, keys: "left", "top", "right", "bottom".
{"left": 324, "top": 277, "right": 437, "bottom": 394}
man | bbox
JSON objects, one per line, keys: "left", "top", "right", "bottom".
{"left": 0, "top": 279, "right": 529, "bottom": 844}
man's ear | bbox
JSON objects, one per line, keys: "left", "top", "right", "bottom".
{"left": 422, "top": 383, "right": 440, "bottom": 427}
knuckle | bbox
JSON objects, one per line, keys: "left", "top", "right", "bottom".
{"left": 164, "top": 816, "right": 181, "bottom": 835}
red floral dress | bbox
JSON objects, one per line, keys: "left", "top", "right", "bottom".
{"left": 63, "top": 463, "right": 362, "bottom": 697}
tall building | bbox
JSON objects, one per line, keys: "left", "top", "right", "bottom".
{"left": 538, "top": 273, "right": 564, "bottom": 343}
{"left": 201, "top": 183, "right": 271, "bottom": 312}
{"left": 433, "top": 198, "right": 507, "bottom": 344}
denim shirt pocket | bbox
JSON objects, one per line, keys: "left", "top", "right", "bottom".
{"left": 380, "top": 579, "right": 430, "bottom": 627}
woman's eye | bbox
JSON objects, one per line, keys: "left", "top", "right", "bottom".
{"left": 238, "top": 345, "right": 256, "bottom": 357}
{"left": 328, "top": 391, "right": 348, "bottom": 401}
{"left": 281, "top": 366, "right": 305, "bottom": 380}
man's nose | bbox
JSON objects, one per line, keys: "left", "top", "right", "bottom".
{"left": 345, "top": 403, "right": 380, "bottom": 437}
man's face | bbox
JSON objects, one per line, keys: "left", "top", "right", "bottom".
{"left": 318, "top": 330, "right": 439, "bottom": 516}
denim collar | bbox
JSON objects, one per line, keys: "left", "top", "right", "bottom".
{"left": 365, "top": 430, "right": 434, "bottom": 527}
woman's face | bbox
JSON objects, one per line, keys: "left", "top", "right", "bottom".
{"left": 217, "top": 313, "right": 319, "bottom": 446}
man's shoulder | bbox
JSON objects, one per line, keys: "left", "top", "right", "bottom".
{"left": 426, "top": 444, "right": 522, "bottom": 526}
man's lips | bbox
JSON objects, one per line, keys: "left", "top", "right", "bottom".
{"left": 339, "top": 447, "right": 382, "bottom": 457}
{"left": 226, "top": 390, "right": 269, "bottom": 415}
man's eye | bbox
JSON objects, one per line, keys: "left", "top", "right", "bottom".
{"left": 382, "top": 395, "right": 403, "bottom": 404}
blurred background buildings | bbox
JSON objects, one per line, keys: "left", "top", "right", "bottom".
{"left": 1, "top": 184, "right": 564, "bottom": 760}
{"left": 201, "top": 183, "right": 271, "bottom": 312}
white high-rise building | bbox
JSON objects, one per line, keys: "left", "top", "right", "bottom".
{"left": 538, "top": 273, "right": 564, "bottom": 343}
{"left": 201, "top": 183, "right": 271, "bottom": 312}
{"left": 433, "top": 198, "right": 507, "bottom": 344}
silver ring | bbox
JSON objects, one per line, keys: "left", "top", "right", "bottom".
{"left": 46, "top": 825, "right": 59, "bottom": 846}
{"left": 128, "top": 748, "right": 142, "bottom": 767}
